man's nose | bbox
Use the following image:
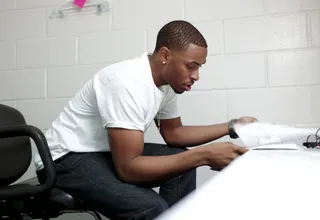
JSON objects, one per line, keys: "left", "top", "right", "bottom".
{"left": 191, "top": 71, "right": 199, "bottom": 81}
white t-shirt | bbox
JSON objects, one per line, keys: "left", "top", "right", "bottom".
{"left": 34, "top": 53, "right": 179, "bottom": 171}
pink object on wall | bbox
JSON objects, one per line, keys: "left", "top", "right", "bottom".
{"left": 73, "top": 0, "right": 86, "bottom": 8}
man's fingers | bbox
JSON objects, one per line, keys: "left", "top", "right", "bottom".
{"left": 251, "top": 117, "right": 258, "bottom": 122}
{"left": 231, "top": 144, "right": 248, "bottom": 155}
{"left": 238, "top": 116, "right": 258, "bottom": 124}
{"left": 236, "top": 146, "right": 248, "bottom": 155}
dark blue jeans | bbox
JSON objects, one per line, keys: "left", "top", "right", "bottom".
{"left": 36, "top": 143, "right": 196, "bottom": 220}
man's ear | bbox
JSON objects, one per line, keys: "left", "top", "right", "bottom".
{"left": 159, "top": 47, "right": 170, "bottom": 64}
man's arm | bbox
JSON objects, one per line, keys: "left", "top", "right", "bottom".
{"left": 108, "top": 128, "right": 208, "bottom": 184}
{"left": 157, "top": 117, "right": 229, "bottom": 148}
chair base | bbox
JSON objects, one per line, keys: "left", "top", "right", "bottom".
{"left": 1, "top": 210, "right": 102, "bottom": 220}
{"left": 58, "top": 210, "right": 102, "bottom": 220}
{"left": 0, "top": 211, "right": 102, "bottom": 220}
{"left": 0, "top": 199, "right": 102, "bottom": 220}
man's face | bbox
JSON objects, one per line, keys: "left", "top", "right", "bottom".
{"left": 162, "top": 44, "right": 207, "bottom": 94}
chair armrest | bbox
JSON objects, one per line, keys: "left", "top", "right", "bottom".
{"left": 0, "top": 125, "right": 56, "bottom": 199}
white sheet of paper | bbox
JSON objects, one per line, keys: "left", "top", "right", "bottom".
{"left": 235, "top": 122, "right": 317, "bottom": 149}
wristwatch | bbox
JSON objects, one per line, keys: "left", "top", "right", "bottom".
{"left": 228, "top": 119, "right": 239, "bottom": 139}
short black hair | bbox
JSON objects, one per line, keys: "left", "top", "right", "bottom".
{"left": 154, "top": 20, "right": 207, "bottom": 52}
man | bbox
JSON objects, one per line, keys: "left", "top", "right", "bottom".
{"left": 35, "top": 20, "right": 256, "bottom": 219}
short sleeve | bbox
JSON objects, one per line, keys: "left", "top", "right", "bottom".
{"left": 95, "top": 79, "right": 148, "bottom": 132}
{"left": 157, "top": 87, "right": 180, "bottom": 120}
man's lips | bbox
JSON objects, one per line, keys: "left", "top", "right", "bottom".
{"left": 185, "top": 83, "right": 193, "bottom": 91}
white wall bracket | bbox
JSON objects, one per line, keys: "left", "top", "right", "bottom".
{"left": 50, "top": 0, "right": 110, "bottom": 19}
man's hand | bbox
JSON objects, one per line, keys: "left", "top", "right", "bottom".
{"left": 201, "top": 142, "right": 248, "bottom": 171}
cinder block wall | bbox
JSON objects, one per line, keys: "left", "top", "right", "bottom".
{"left": 0, "top": 1, "right": 319, "bottom": 218}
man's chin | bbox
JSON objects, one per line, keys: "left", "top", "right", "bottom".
{"left": 173, "top": 88, "right": 185, "bottom": 94}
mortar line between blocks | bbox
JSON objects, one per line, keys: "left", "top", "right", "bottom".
{"left": 75, "top": 36, "right": 79, "bottom": 64}
{"left": 221, "top": 20, "right": 225, "bottom": 54}
{"left": 109, "top": 4, "right": 113, "bottom": 30}
{"left": 225, "top": 91, "right": 229, "bottom": 121}
{"left": 44, "top": 9, "right": 48, "bottom": 37}
{"left": 191, "top": 84, "right": 320, "bottom": 93}
{"left": 306, "top": 12, "right": 312, "bottom": 48}
{"left": 265, "top": 52, "right": 269, "bottom": 86}
{"left": 311, "top": 88, "right": 315, "bottom": 122}
{"left": 262, "top": 0, "right": 268, "bottom": 15}
{"left": 13, "top": 43, "right": 17, "bottom": 69}
{"left": 44, "top": 69, "right": 48, "bottom": 98}
{"left": 144, "top": 30, "right": 148, "bottom": 52}
{"left": 219, "top": 46, "right": 320, "bottom": 56}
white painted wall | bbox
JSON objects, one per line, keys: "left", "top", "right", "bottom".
{"left": 0, "top": 0, "right": 320, "bottom": 218}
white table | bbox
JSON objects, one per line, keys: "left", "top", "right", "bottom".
{"left": 156, "top": 149, "right": 320, "bottom": 220}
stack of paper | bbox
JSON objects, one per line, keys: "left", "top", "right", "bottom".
{"left": 235, "top": 122, "right": 317, "bottom": 150}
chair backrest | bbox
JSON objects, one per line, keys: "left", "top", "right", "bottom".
{"left": 0, "top": 104, "right": 32, "bottom": 186}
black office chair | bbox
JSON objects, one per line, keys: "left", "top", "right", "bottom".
{"left": 0, "top": 104, "right": 102, "bottom": 220}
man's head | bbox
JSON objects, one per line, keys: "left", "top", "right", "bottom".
{"left": 152, "top": 20, "right": 208, "bottom": 94}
